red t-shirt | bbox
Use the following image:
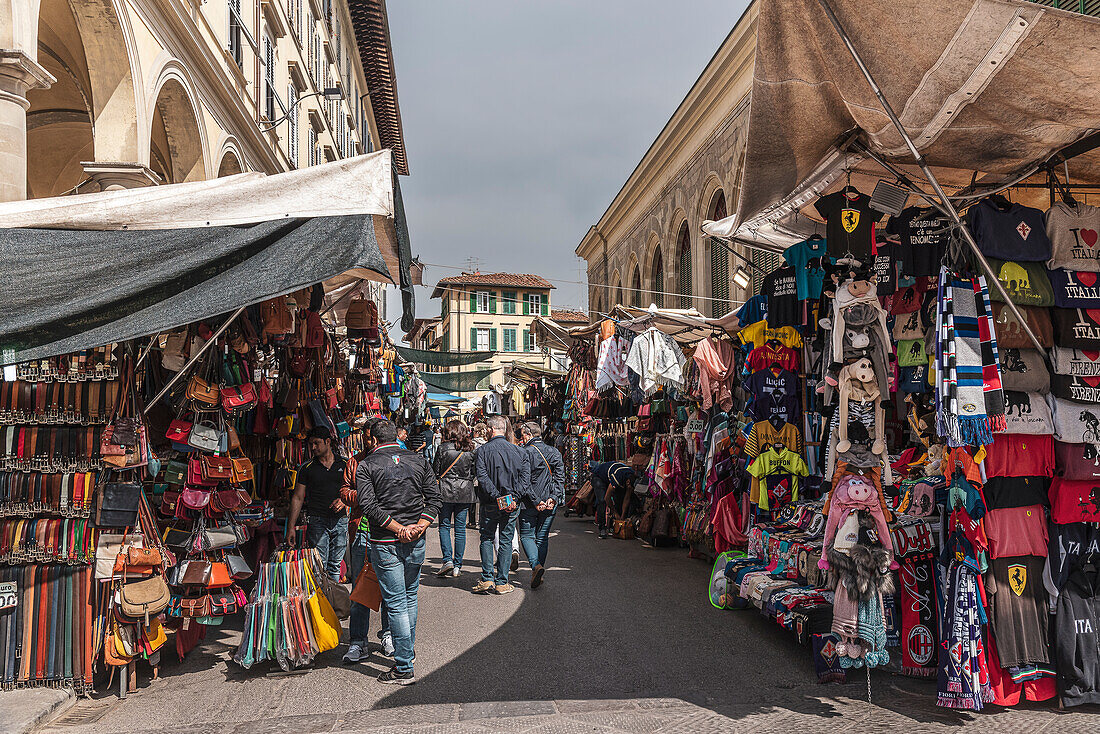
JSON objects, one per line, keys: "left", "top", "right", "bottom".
{"left": 1049, "top": 478, "right": 1100, "bottom": 524}
{"left": 983, "top": 505, "right": 1049, "bottom": 558}
{"left": 983, "top": 434, "right": 1055, "bottom": 478}
{"left": 747, "top": 343, "right": 799, "bottom": 374}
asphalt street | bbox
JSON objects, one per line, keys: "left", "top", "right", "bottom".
{"left": 36, "top": 516, "right": 1100, "bottom": 734}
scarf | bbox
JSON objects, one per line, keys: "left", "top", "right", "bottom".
{"left": 936, "top": 269, "right": 1006, "bottom": 446}
{"left": 937, "top": 561, "right": 993, "bottom": 710}
{"left": 838, "top": 594, "right": 890, "bottom": 669}
{"left": 594, "top": 335, "right": 629, "bottom": 392}
{"left": 625, "top": 328, "right": 687, "bottom": 397}
{"left": 813, "top": 633, "right": 848, "bottom": 683}
{"left": 900, "top": 550, "right": 939, "bottom": 678}
{"left": 692, "top": 337, "right": 736, "bottom": 411}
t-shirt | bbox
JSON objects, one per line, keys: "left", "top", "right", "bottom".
{"left": 983, "top": 434, "right": 1055, "bottom": 478}
{"left": 968, "top": 197, "right": 1053, "bottom": 262}
{"left": 1055, "top": 442, "right": 1100, "bottom": 481}
{"left": 998, "top": 348, "right": 1051, "bottom": 394}
{"left": 782, "top": 238, "right": 831, "bottom": 300}
{"left": 813, "top": 189, "right": 882, "bottom": 260}
{"left": 1050, "top": 478, "right": 1100, "bottom": 524}
{"left": 987, "top": 259, "right": 1054, "bottom": 307}
{"left": 747, "top": 392, "right": 802, "bottom": 424}
{"left": 736, "top": 294, "right": 767, "bottom": 326}
{"left": 745, "top": 419, "right": 804, "bottom": 459}
{"left": 984, "top": 555, "right": 1051, "bottom": 667}
{"left": 1001, "top": 391, "right": 1054, "bottom": 435}
{"left": 747, "top": 343, "right": 799, "bottom": 373}
{"left": 761, "top": 266, "right": 800, "bottom": 326}
{"left": 1052, "top": 347, "right": 1100, "bottom": 377}
{"left": 886, "top": 207, "right": 951, "bottom": 277}
{"left": 898, "top": 364, "right": 930, "bottom": 393}
{"left": 870, "top": 242, "right": 898, "bottom": 295}
{"left": 892, "top": 309, "right": 927, "bottom": 341}
{"left": 1052, "top": 374, "right": 1100, "bottom": 405}
{"left": 1046, "top": 202, "right": 1100, "bottom": 271}
{"left": 743, "top": 368, "right": 799, "bottom": 401}
{"left": 983, "top": 478, "right": 1051, "bottom": 510}
{"left": 897, "top": 338, "right": 926, "bottom": 367}
{"left": 747, "top": 446, "right": 808, "bottom": 510}
{"left": 992, "top": 302, "right": 1054, "bottom": 349}
{"left": 1048, "top": 270, "right": 1100, "bottom": 308}
{"left": 984, "top": 505, "right": 1049, "bottom": 557}
{"left": 1052, "top": 308, "right": 1100, "bottom": 349}
{"left": 889, "top": 281, "right": 928, "bottom": 315}
{"left": 297, "top": 456, "right": 349, "bottom": 519}
{"left": 737, "top": 320, "right": 803, "bottom": 350}
{"left": 1052, "top": 395, "right": 1100, "bottom": 444}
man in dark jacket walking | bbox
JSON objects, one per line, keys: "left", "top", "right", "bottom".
{"left": 356, "top": 420, "right": 441, "bottom": 685}
{"left": 517, "top": 422, "right": 565, "bottom": 588}
{"left": 473, "top": 415, "right": 528, "bottom": 594}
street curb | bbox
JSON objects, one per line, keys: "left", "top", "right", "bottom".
{"left": 0, "top": 687, "right": 75, "bottom": 734}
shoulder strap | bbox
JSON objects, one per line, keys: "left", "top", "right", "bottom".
{"left": 531, "top": 444, "right": 551, "bottom": 474}
{"left": 438, "top": 451, "right": 463, "bottom": 480}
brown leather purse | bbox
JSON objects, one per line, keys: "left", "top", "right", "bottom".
{"left": 186, "top": 376, "right": 219, "bottom": 407}
{"left": 200, "top": 455, "right": 233, "bottom": 483}
{"left": 231, "top": 455, "right": 254, "bottom": 483}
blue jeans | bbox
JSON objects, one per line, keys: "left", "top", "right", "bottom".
{"left": 479, "top": 504, "right": 518, "bottom": 585}
{"left": 518, "top": 507, "right": 556, "bottom": 568}
{"left": 369, "top": 537, "right": 425, "bottom": 673}
{"left": 591, "top": 477, "right": 610, "bottom": 529}
{"left": 306, "top": 515, "right": 348, "bottom": 582}
{"left": 348, "top": 528, "right": 389, "bottom": 648}
{"left": 438, "top": 502, "right": 469, "bottom": 567}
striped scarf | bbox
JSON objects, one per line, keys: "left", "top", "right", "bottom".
{"left": 936, "top": 268, "right": 1005, "bottom": 446}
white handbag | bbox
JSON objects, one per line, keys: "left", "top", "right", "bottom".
{"left": 187, "top": 421, "right": 220, "bottom": 452}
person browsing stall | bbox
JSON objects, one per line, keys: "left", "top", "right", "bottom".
{"left": 288, "top": 426, "right": 348, "bottom": 581}
{"left": 518, "top": 422, "right": 565, "bottom": 588}
{"left": 355, "top": 420, "right": 442, "bottom": 685}
{"left": 589, "top": 460, "right": 636, "bottom": 539}
{"left": 472, "top": 415, "right": 529, "bottom": 595}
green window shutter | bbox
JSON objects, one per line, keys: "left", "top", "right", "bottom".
{"left": 541, "top": 301, "right": 548, "bottom": 317}
{"left": 470, "top": 327, "right": 476, "bottom": 351}
{"left": 470, "top": 292, "right": 477, "bottom": 313}
{"left": 489, "top": 293, "right": 497, "bottom": 314}
{"left": 523, "top": 330, "right": 531, "bottom": 352}
{"left": 442, "top": 331, "right": 449, "bottom": 352}
{"left": 522, "top": 297, "right": 529, "bottom": 315}
{"left": 489, "top": 328, "right": 498, "bottom": 351}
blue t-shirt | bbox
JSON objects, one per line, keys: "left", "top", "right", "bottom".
{"left": 783, "top": 238, "right": 830, "bottom": 300}
{"left": 736, "top": 294, "right": 767, "bottom": 326}
{"left": 591, "top": 461, "right": 635, "bottom": 489}
{"left": 1048, "top": 269, "right": 1100, "bottom": 308}
{"left": 968, "top": 198, "right": 1051, "bottom": 262}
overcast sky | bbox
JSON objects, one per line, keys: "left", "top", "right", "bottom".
{"left": 384, "top": 0, "right": 750, "bottom": 335}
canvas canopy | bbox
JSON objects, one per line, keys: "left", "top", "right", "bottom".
{"left": 704, "top": 0, "right": 1100, "bottom": 248}
{"left": 393, "top": 345, "right": 495, "bottom": 367}
{"left": 531, "top": 305, "right": 741, "bottom": 348}
{"left": 0, "top": 150, "right": 415, "bottom": 364}
{"left": 418, "top": 367, "right": 498, "bottom": 394}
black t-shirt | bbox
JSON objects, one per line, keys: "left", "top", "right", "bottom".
{"left": 761, "top": 266, "right": 800, "bottom": 326}
{"left": 813, "top": 189, "right": 882, "bottom": 261}
{"left": 885, "top": 207, "right": 951, "bottom": 277}
{"left": 983, "top": 476, "right": 1051, "bottom": 510}
{"left": 1051, "top": 373, "right": 1100, "bottom": 404}
{"left": 297, "top": 456, "right": 348, "bottom": 518}
{"left": 870, "top": 241, "right": 898, "bottom": 295}
{"left": 1052, "top": 308, "right": 1100, "bottom": 349}
{"left": 743, "top": 368, "right": 799, "bottom": 401}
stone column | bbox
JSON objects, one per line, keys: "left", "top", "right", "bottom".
{"left": 81, "top": 162, "right": 162, "bottom": 191}
{"left": 0, "top": 50, "right": 55, "bottom": 202}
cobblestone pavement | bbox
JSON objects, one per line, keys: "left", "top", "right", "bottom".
{"left": 37, "top": 518, "right": 1100, "bottom": 733}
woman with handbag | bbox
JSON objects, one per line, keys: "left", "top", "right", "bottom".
{"left": 433, "top": 421, "right": 476, "bottom": 577}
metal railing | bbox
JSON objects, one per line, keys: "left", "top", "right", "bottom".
{"left": 1026, "top": 0, "right": 1100, "bottom": 15}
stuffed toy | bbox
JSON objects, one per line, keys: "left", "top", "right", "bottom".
{"left": 921, "top": 443, "right": 945, "bottom": 477}
{"left": 835, "top": 357, "right": 886, "bottom": 456}
{"left": 830, "top": 276, "right": 891, "bottom": 370}
{"left": 819, "top": 472, "right": 897, "bottom": 571}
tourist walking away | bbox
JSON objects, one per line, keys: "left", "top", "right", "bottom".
{"left": 355, "top": 420, "right": 441, "bottom": 684}
{"left": 339, "top": 418, "right": 392, "bottom": 663}
{"left": 433, "top": 420, "right": 476, "bottom": 577}
{"left": 468, "top": 422, "right": 489, "bottom": 528}
{"left": 518, "top": 422, "right": 565, "bottom": 588}
{"left": 288, "top": 426, "right": 348, "bottom": 581}
{"left": 589, "top": 460, "right": 636, "bottom": 539}
{"left": 473, "top": 415, "right": 528, "bottom": 594}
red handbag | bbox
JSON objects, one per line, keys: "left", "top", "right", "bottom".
{"left": 166, "top": 418, "right": 193, "bottom": 444}
{"left": 180, "top": 486, "right": 211, "bottom": 510}
{"left": 187, "top": 458, "right": 218, "bottom": 487}
{"left": 220, "top": 383, "right": 257, "bottom": 414}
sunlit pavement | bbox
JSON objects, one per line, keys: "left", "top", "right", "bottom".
{"left": 40, "top": 518, "right": 1100, "bottom": 733}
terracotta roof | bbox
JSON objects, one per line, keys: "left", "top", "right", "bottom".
{"left": 348, "top": 0, "right": 408, "bottom": 175}
{"left": 431, "top": 272, "right": 555, "bottom": 298}
{"left": 551, "top": 309, "right": 589, "bottom": 324}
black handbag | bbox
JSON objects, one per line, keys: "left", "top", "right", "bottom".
{"left": 96, "top": 482, "right": 143, "bottom": 527}
{"left": 226, "top": 553, "right": 252, "bottom": 580}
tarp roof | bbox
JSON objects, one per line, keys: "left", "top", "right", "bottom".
{"left": 705, "top": 0, "right": 1100, "bottom": 249}
{"left": 531, "top": 305, "right": 741, "bottom": 348}
{"left": 0, "top": 151, "right": 416, "bottom": 364}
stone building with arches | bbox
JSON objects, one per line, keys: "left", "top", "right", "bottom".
{"left": 2, "top": 0, "right": 406, "bottom": 203}
{"left": 575, "top": 5, "right": 758, "bottom": 320}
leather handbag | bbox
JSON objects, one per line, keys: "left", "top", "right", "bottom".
{"left": 119, "top": 573, "right": 170, "bottom": 625}
{"left": 612, "top": 519, "right": 635, "bottom": 540}
{"left": 122, "top": 546, "right": 162, "bottom": 568}
{"left": 165, "top": 418, "right": 193, "bottom": 445}
{"left": 226, "top": 424, "right": 241, "bottom": 451}
{"left": 180, "top": 560, "right": 212, "bottom": 586}
{"left": 226, "top": 553, "right": 252, "bottom": 579}
{"left": 212, "top": 487, "right": 243, "bottom": 512}
{"left": 162, "top": 527, "right": 191, "bottom": 550}
{"left": 319, "top": 569, "right": 352, "bottom": 620}
{"left": 186, "top": 376, "right": 220, "bottom": 407}
{"left": 180, "top": 485, "right": 211, "bottom": 510}
{"left": 231, "top": 456, "right": 254, "bottom": 484}
{"left": 206, "top": 562, "right": 232, "bottom": 588}
{"left": 178, "top": 592, "right": 213, "bottom": 617}
{"left": 187, "top": 421, "right": 220, "bottom": 452}
{"left": 345, "top": 297, "right": 375, "bottom": 330}
{"left": 220, "top": 383, "right": 257, "bottom": 414}
{"left": 96, "top": 482, "right": 143, "bottom": 527}
{"left": 186, "top": 458, "right": 216, "bottom": 487}
{"left": 202, "top": 524, "right": 237, "bottom": 550}
{"left": 201, "top": 455, "right": 233, "bottom": 483}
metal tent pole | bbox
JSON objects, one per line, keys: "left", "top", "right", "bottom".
{"left": 816, "top": 0, "right": 1046, "bottom": 354}
{"left": 143, "top": 307, "right": 245, "bottom": 414}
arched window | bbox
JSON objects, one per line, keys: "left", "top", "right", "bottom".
{"left": 631, "top": 266, "right": 642, "bottom": 307}
{"left": 708, "top": 191, "right": 729, "bottom": 316}
{"left": 652, "top": 247, "right": 665, "bottom": 308}
{"left": 677, "top": 222, "right": 692, "bottom": 309}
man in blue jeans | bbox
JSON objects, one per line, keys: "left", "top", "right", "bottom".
{"left": 517, "top": 422, "right": 565, "bottom": 589}
{"left": 473, "top": 415, "right": 529, "bottom": 595}
{"left": 288, "top": 426, "right": 348, "bottom": 581}
{"left": 356, "top": 420, "right": 441, "bottom": 685}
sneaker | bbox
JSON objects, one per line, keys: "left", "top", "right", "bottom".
{"left": 472, "top": 579, "right": 495, "bottom": 594}
{"left": 531, "top": 565, "right": 545, "bottom": 589}
{"left": 450, "top": 566, "right": 461, "bottom": 577}
{"left": 598, "top": 527, "right": 609, "bottom": 539}
{"left": 378, "top": 667, "right": 415, "bottom": 685}
{"left": 493, "top": 583, "right": 515, "bottom": 595}
{"left": 381, "top": 632, "right": 395, "bottom": 658}
{"left": 342, "top": 644, "right": 365, "bottom": 664}
{"left": 437, "top": 561, "right": 454, "bottom": 577}
{"left": 510, "top": 551, "right": 519, "bottom": 572}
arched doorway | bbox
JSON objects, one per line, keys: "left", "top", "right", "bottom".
{"left": 708, "top": 191, "right": 729, "bottom": 316}
{"left": 651, "top": 246, "right": 665, "bottom": 308}
{"left": 150, "top": 77, "right": 206, "bottom": 184}
{"left": 676, "top": 222, "right": 691, "bottom": 309}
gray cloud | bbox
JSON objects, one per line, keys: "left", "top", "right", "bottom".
{"left": 384, "top": 0, "right": 749, "bottom": 332}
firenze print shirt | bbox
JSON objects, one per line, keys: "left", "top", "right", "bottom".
{"left": 1052, "top": 348, "right": 1100, "bottom": 377}
{"left": 1051, "top": 374, "right": 1100, "bottom": 405}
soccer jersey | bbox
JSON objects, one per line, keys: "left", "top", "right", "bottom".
{"left": 747, "top": 445, "right": 808, "bottom": 510}
{"left": 738, "top": 320, "right": 803, "bottom": 350}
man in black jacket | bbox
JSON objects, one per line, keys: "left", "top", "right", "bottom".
{"left": 473, "top": 415, "right": 529, "bottom": 595}
{"left": 517, "top": 422, "right": 565, "bottom": 588}
{"left": 356, "top": 420, "right": 441, "bottom": 685}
